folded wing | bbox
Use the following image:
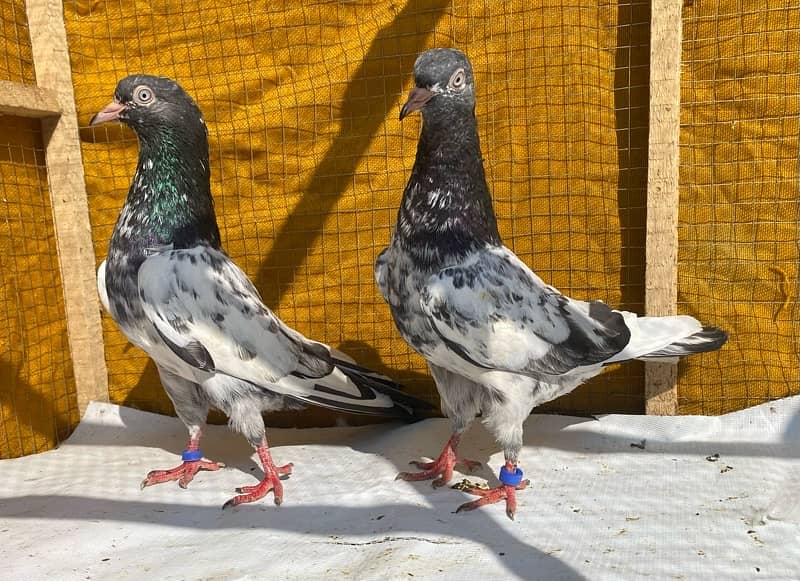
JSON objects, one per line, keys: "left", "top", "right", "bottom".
{"left": 419, "top": 246, "right": 631, "bottom": 377}
{"left": 137, "top": 245, "right": 416, "bottom": 416}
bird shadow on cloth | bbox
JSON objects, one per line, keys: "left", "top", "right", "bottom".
{"left": 0, "top": 494, "right": 586, "bottom": 581}
{"left": 253, "top": 0, "right": 450, "bottom": 304}
{"left": 4, "top": 400, "right": 800, "bottom": 579}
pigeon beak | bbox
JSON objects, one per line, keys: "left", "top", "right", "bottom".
{"left": 90, "top": 100, "right": 127, "bottom": 126}
{"left": 399, "top": 87, "right": 435, "bottom": 120}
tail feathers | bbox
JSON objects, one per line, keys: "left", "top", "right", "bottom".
{"left": 333, "top": 357, "right": 435, "bottom": 416}
{"left": 602, "top": 314, "right": 727, "bottom": 365}
{"left": 283, "top": 356, "right": 433, "bottom": 420}
{"left": 640, "top": 326, "right": 728, "bottom": 359}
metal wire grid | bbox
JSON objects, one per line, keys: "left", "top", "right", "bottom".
{"left": 0, "top": 0, "right": 34, "bottom": 84}
{"left": 678, "top": 2, "right": 800, "bottom": 414}
{"left": 62, "top": 0, "right": 654, "bottom": 419}
{"left": 0, "top": 115, "right": 78, "bottom": 458}
{"left": 0, "top": 0, "right": 791, "bottom": 448}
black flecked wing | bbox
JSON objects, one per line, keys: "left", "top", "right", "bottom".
{"left": 419, "top": 246, "right": 631, "bottom": 377}
{"left": 137, "top": 245, "right": 416, "bottom": 414}
{"left": 137, "top": 245, "right": 329, "bottom": 380}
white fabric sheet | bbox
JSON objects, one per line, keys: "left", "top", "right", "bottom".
{"left": 1, "top": 397, "right": 799, "bottom": 580}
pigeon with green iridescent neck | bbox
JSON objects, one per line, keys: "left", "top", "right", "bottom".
{"left": 92, "top": 75, "right": 430, "bottom": 509}
{"left": 376, "top": 48, "right": 728, "bottom": 519}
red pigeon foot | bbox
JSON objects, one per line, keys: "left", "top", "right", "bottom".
{"left": 397, "top": 433, "right": 480, "bottom": 488}
{"left": 141, "top": 447, "right": 224, "bottom": 489}
{"left": 222, "top": 438, "right": 293, "bottom": 508}
{"left": 455, "top": 464, "right": 529, "bottom": 520}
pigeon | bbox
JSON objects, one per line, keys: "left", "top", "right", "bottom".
{"left": 376, "top": 48, "right": 728, "bottom": 519}
{"left": 91, "top": 74, "right": 429, "bottom": 509}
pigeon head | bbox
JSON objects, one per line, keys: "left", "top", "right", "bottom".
{"left": 93, "top": 75, "right": 220, "bottom": 251}
{"left": 90, "top": 74, "right": 205, "bottom": 141}
{"left": 399, "top": 48, "right": 475, "bottom": 121}
{"left": 393, "top": 48, "right": 500, "bottom": 266}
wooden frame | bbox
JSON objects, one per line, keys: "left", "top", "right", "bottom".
{"left": 2, "top": 0, "right": 110, "bottom": 415}
{"left": 0, "top": 79, "right": 61, "bottom": 118}
{"left": 645, "top": 0, "right": 683, "bottom": 415}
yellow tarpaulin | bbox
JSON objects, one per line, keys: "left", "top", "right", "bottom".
{"left": 69, "top": 0, "right": 641, "bottom": 426}
{"left": 0, "top": 0, "right": 796, "bottom": 458}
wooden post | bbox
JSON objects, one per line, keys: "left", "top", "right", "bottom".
{"left": 0, "top": 80, "right": 61, "bottom": 118}
{"left": 645, "top": 0, "right": 683, "bottom": 415}
{"left": 25, "top": 0, "right": 109, "bottom": 414}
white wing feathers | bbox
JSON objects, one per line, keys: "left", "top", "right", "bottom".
{"left": 97, "top": 260, "right": 110, "bottom": 313}
{"left": 419, "top": 245, "right": 725, "bottom": 378}
{"left": 419, "top": 246, "right": 632, "bottom": 377}
{"left": 136, "top": 246, "right": 402, "bottom": 414}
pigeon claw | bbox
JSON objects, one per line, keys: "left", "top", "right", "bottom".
{"left": 396, "top": 438, "right": 481, "bottom": 488}
{"left": 275, "top": 462, "right": 294, "bottom": 477}
{"left": 454, "top": 480, "right": 530, "bottom": 520}
{"left": 222, "top": 462, "right": 293, "bottom": 509}
{"left": 396, "top": 460, "right": 453, "bottom": 488}
{"left": 140, "top": 459, "right": 225, "bottom": 490}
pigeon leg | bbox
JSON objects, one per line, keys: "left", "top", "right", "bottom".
{"left": 222, "top": 436, "right": 293, "bottom": 509}
{"left": 455, "top": 461, "right": 530, "bottom": 520}
{"left": 141, "top": 430, "right": 225, "bottom": 489}
{"left": 397, "top": 433, "right": 481, "bottom": 488}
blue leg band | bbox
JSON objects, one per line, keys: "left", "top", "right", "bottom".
{"left": 499, "top": 465, "right": 524, "bottom": 487}
{"left": 182, "top": 449, "right": 203, "bottom": 462}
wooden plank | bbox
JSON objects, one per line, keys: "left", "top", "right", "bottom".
{"left": 645, "top": 360, "right": 679, "bottom": 415}
{"left": 25, "top": 0, "right": 109, "bottom": 415}
{"left": 645, "top": 0, "right": 683, "bottom": 415}
{"left": 0, "top": 79, "right": 61, "bottom": 118}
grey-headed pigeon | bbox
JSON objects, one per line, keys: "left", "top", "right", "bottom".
{"left": 376, "top": 49, "right": 728, "bottom": 519}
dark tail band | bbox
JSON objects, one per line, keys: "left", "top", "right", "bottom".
{"left": 642, "top": 326, "right": 728, "bottom": 358}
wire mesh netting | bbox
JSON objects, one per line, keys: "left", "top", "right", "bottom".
{"left": 3, "top": 1, "right": 798, "bottom": 452}
{"left": 678, "top": 2, "right": 800, "bottom": 414}
{"left": 0, "top": 0, "right": 79, "bottom": 458}
{"left": 0, "top": 0, "right": 34, "bottom": 84}
{"left": 65, "top": 0, "right": 651, "bottom": 423}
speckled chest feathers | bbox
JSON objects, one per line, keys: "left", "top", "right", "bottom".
{"left": 394, "top": 109, "right": 500, "bottom": 270}
{"left": 105, "top": 120, "right": 221, "bottom": 328}
{"left": 378, "top": 105, "right": 501, "bottom": 353}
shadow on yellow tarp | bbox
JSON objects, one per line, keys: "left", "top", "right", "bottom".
{"left": 66, "top": 0, "right": 650, "bottom": 428}
{"left": 0, "top": 115, "right": 78, "bottom": 459}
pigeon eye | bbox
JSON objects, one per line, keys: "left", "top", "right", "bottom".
{"left": 133, "top": 86, "right": 154, "bottom": 105}
{"left": 449, "top": 69, "right": 466, "bottom": 90}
